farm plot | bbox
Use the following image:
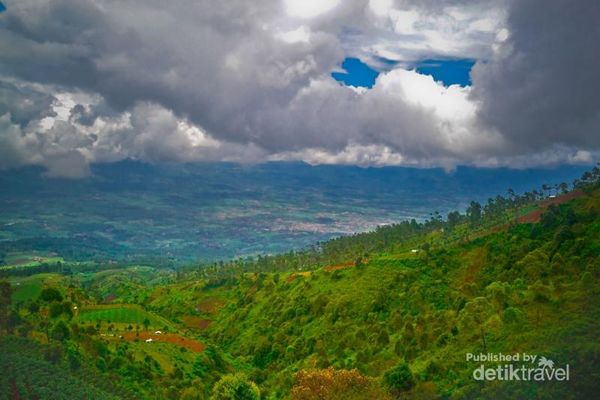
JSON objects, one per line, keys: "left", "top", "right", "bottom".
{"left": 78, "top": 304, "right": 173, "bottom": 329}
{"left": 9, "top": 274, "right": 62, "bottom": 302}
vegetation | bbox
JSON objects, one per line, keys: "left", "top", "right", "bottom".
{"left": 77, "top": 305, "right": 171, "bottom": 329}
{"left": 0, "top": 162, "right": 589, "bottom": 265}
{"left": 0, "top": 165, "right": 598, "bottom": 398}
{"left": 210, "top": 374, "right": 260, "bottom": 400}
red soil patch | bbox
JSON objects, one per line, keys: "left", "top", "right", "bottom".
{"left": 323, "top": 259, "right": 368, "bottom": 272}
{"left": 541, "top": 190, "right": 584, "bottom": 207}
{"left": 10, "top": 380, "right": 20, "bottom": 400}
{"left": 121, "top": 331, "right": 204, "bottom": 352}
{"left": 517, "top": 209, "right": 544, "bottom": 224}
{"left": 463, "top": 191, "right": 585, "bottom": 241}
{"left": 103, "top": 293, "right": 117, "bottom": 303}
{"left": 517, "top": 190, "right": 584, "bottom": 224}
{"left": 286, "top": 271, "right": 311, "bottom": 283}
{"left": 181, "top": 316, "right": 212, "bottom": 330}
{"left": 195, "top": 298, "right": 224, "bottom": 314}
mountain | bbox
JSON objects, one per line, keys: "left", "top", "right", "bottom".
{"left": 0, "top": 161, "right": 590, "bottom": 265}
{"left": 1, "top": 168, "right": 598, "bottom": 399}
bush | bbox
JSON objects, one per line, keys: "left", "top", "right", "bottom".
{"left": 383, "top": 362, "right": 415, "bottom": 394}
{"left": 39, "top": 287, "right": 63, "bottom": 302}
{"left": 210, "top": 374, "right": 260, "bottom": 400}
{"left": 51, "top": 320, "right": 70, "bottom": 341}
{"left": 503, "top": 307, "right": 524, "bottom": 324}
{"left": 290, "top": 368, "right": 391, "bottom": 400}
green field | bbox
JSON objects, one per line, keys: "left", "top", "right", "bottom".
{"left": 1, "top": 254, "right": 64, "bottom": 268}
{"left": 9, "top": 274, "right": 61, "bottom": 302}
{"left": 77, "top": 304, "right": 173, "bottom": 328}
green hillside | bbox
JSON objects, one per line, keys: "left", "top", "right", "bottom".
{"left": 0, "top": 168, "right": 598, "bottom": 399}
{"left": 199, "top": 189, "right": 600, "bottom": 398}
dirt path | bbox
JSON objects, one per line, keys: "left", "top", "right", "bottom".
{"left": 517, "top": 190, "right": 584, "bottom": 224}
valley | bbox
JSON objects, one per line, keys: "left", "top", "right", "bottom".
{"left": 1, "top": 166, "right": 598, "bottom": 399}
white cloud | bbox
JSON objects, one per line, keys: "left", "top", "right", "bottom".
{"left": 271, "top": 143, "right": 405, "bottom": 166}
{"left": 284, "top": 0, "right": 341, "bottom": 19}
{"left": 276, "top": 25, "right": 311, "bottom": 43}
{"left": 380, "top": 69, "right": 475, "bottom": 121}
{"left": 390, "top": 9, "right": 420, "bottom": 35}
{"left": 368, "top": 0, "right": 393, "bottom": 17}
{"left": 364, "top": 2, "right": 506, "bottom": 62}
{"left": 570, "top": 150, "right": 592, "bottom": 164}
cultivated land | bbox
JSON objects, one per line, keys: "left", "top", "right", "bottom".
{"left": 0, "top": 166, "right": 598, "bottom": 399}
{"left": 0, "top": 161, "right": 588, "bottom": 265}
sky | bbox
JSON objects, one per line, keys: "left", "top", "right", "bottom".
{"left": 0, "top": 0, "right": 598, "bottom": 178}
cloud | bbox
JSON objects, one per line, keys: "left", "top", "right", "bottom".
{"left": 471, "top": 0, "right": 600, "bottom": 153}
{"left": 0, "top": 0, "right": 597, "bottom": 177}
{"left": 0, "top": 80, "right": 56, "bottom": 126}
{"left": 0, "top": 113, "right": 27, "bottom": 169}
{"left": 284, "top": 0, "right": 341, "bottom": 19}
{"left": 42, "top": 150, "right": 90, "bottom": 178}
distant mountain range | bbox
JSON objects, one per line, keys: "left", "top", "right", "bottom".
{"left": 0, "top": 160, "right": 591, "bottom": 264}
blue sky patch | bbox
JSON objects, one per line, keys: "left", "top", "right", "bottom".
{"left": 0, "top": 2, "right": 6, "bottom": 13}
{"left": 332, "top": 58, "right": 379, "bottom": 89}
{"left": 415, "top": 59, "right": 475, "bottom": 87}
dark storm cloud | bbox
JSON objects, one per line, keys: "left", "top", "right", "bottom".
{"left": 0, "top": 0, "right": 342, "bottom": 146}
{"left": 0, "top": 81, "right": 56, "bottom": 126}
{"left": 0, "top": 0, "right": 597, "bottom": 177}
{"left": 471, "top": 0, "right": 600, "bottom": 152}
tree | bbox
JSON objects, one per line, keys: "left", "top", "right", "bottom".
{"left": 143, "top": 318, "right": 150, "bottom": 330}
{"left": 50, "top": 302, "right": 65, "bottom": 318}
{"left": 528, "top": 280, "right": 552, "bottom": 325}
{"left": 210, "top": 374, "right": 260, "bottom": 400}
{"left": 447, "top": 211, "right": 461, "bottom": 228}
{"left": 51, "top": 320, "right": 71, "bottom": 341}
{"left": 377, "top": 329, "right": 390, "bottom": 346}
{"left": 458, "top": 297, "right": 493, "bottom": 351}
{"left": 40, "top": 287, "right": 63, "bottom": 302}
{"left": 466, "top": 201, "right": 482, "bottom": 225}
{"left": 66, "top": 343, "right": 82, "bottom": 370}
{"left": 383, "top": 362, "right": 415, "bottom": 394}
{"left": 559, "top": 182, "right": 569, "bottom": 194}
{"left": 507, "top": 188, "right": 516, "bottom": 201}
{"left": 44, "top": 343, "right": 63, "bottom": 364}
{"left": 542, "top": 184, "right": 551, "bottom": 197}
{"left": 291, "top": 368, "right": 391, "bottom": 400}
{"left": 355, "top": 257, "right": 363, "bottom": 268}
{"left": 28, "top": 301, "right": 40, "bottom": 313}
{"left": 0, "top": 280, "right": 12, "bottom": 334}
{"left": 7, "top": 309, "right": 21, "bottom": 334}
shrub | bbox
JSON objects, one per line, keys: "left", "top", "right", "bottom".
{"left": 210, "top": 374, "right": 260, "bottom": 400}
{"left": 39, "top": 287, "right": 63, "bottom": 302}
{"left": 503, "top": 307, "right": 524, "bottom": 324}
{"left": 383, "top": 362, "right": 415, "bottom": 394}
{"left": 51, "top": 320, "right": 70, "bottom": 342}
{"left": 291, "top": 367, "right": 391, "bottom": 400}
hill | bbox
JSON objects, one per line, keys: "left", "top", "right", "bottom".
{"left": 0, "top": 166, "right": 598, "bottom": 399}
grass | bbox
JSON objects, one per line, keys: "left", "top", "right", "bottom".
{"left": 8, "top": 274, "right": 62, "bottom": 302}
{"left": 1, "top": 254, "right": 64, "bottom": 268}
{"left": 78, "top": 304, "right": 174, "bottom": 329}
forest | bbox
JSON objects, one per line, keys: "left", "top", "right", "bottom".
{"left": 0, "top": 165, "right": 598, "bottom": 399}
